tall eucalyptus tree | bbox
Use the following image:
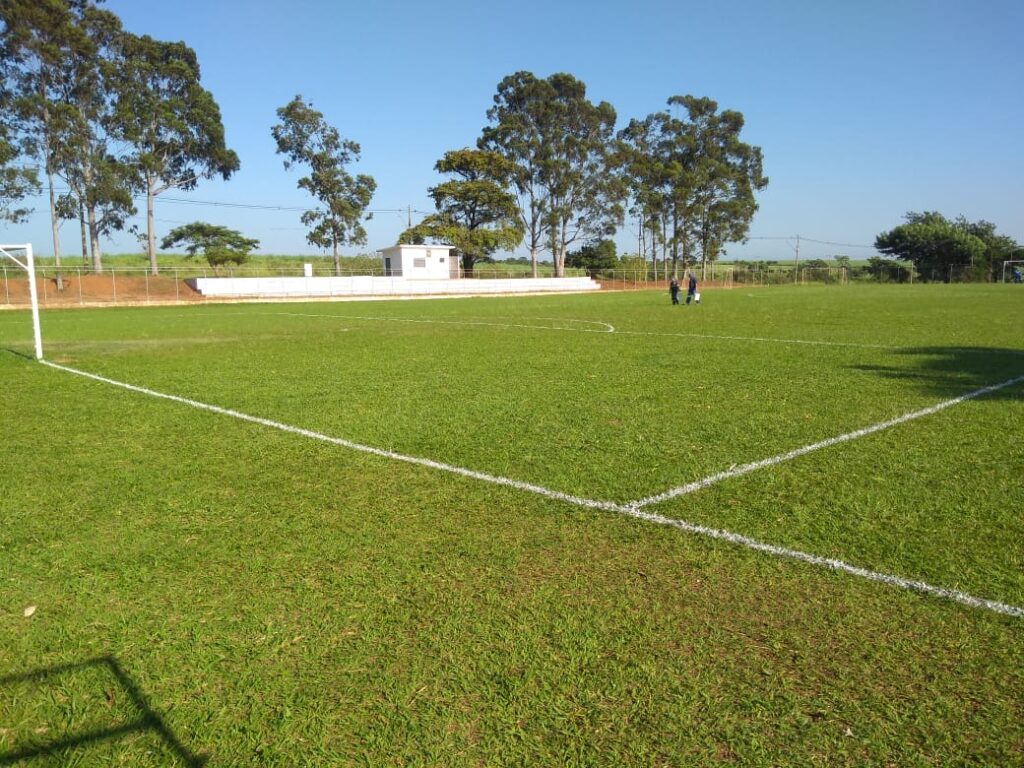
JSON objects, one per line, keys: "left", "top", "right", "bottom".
{"left": 272, "top": 95, "right": 376, "bottom": 275}
{"left": 112, "top": 33, "right": 238, "bottom": 275}
{"left": 619, "top": 96, "right": 767, "bottom": 279}
{"left": 481, "top": 71, "right": 621, "bottom": 277}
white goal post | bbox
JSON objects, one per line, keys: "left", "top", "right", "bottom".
{"left": 1002, "top": 260, "right": 1024, "bottom": 283}
{"left": 0, "top": 243, "right": 42, "bottom": 359}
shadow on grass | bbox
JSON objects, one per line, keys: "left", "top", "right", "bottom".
{"left": 1, "top": 346, "right": 36, "bottom": 363}
{"left": 854, "top": 346, "right": 1024, "bottom": 401}
{"left": 0, "top": 656, "right": 206, "bottom": 766}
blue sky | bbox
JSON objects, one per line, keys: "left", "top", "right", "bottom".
{"left": 7, "top": 0, "right": 1023, "bottom": 261}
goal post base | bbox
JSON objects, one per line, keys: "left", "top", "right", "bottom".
{"left": 0, "top": 244, "right": 43, "bottom": 360}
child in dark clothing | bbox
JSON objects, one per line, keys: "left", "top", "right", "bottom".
{"left": 669, "top": 277, "right": 680, "bottom": 304}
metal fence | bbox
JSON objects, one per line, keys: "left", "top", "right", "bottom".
{"left": 5, "top": 261, "right": 1015, "bottom": 308}
{"left": 0, "top": 264, "right": 593, "bottom": 308}
{"left": 2, "top": 265, "right": 203, "bottom": 307}
{"left": 587, "top": 265, "right": 850, "bottom": 287}
{"left": 589, "top": 264, "right": 997, "bottom": 286}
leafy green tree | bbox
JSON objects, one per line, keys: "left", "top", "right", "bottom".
{"left": 875, "top": 212, "right": 987, "bottom": 282}
{"left": 481, "top": 71, "right": 622, "bottom": 277}
{"left": 399, "top": 148, "right": 522, "bottom": 274}
{"left": 618, "top": 252, "right": 646, "bottom": 274}
{"left": 1, "top": 0, "right": 135, "bottom": 269}
{"left": 479, "top": 72, "right": 550, "bottom": 278}
{"left": 160, "top": 221, "right": 258, "bottom": 274}
{"left": 538, "top": 74, "right": 621, "bottom": 277}
{"left": 0, "top": 0, "right": 91, "bottom": 269}
{"left": 619, "top": 96, "right": 766, "bottom": 281}
{"left": 615, "top": 114, "right": 671, "bottom": 278}
{"left": 953, "top": 216, "right": 1019, "bottom": 281}
{"left": 0, "top": 10, "right": 40, "bottom": 227}
{"left": 0, "top": 122, "right": 38, "bottom": 225}
{"left": 566, "top": 238, "right": 617, "bottom": 273}
{"left": 617, "top": 110, "right": 690, "bottom": 278}
{"left": 272, "top": 95, "right": 376, "bottom": 276}
{"left": 112, "top": 33, "right": 238, "bottom": 275}
{"left": 865, "top": 256, "right": 908, "bottom": 283}
{"left": 673, "top": 96, "right": 767, "bottom": 280}
{"left": 47, "top": 5, "right": 134, "bottom": 271}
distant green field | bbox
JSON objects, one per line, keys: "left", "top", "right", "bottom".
{"left": 2, "top": 284, "right": 1022, "bottom": 765}
{"left": 27, "top": 253, "right": 586, "bottom": 278}
{"left": 29, "top": 252, "right": 381, "bottom": 275}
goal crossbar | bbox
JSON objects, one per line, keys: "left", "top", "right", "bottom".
{"left": 0, "top": 243, "right": 42, "bottom": 359}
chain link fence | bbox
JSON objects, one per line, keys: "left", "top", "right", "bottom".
{"left": 0, "top": 263, "right": 594, "bottom": 308}
{"left": 5, "top": 259, "right": 1016, "bottom": 308}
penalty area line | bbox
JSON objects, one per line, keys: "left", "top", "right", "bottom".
{"left": 270, "top": 311, "right": 616, "bottom": 333}
{"left": 37, "top": 360, "right": 626, "bottom": 516}
{"left": 38, "top": 359, "right": 1024, "bottom": 620}
{"left": 620, "top": 506, "right": 1024, "bottom": 619}
{"left": 630, "top": 373, "right": 1024, "bottom": 510}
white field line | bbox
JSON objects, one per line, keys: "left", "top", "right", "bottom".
{"left": 532, "top": 316, "right": 616, "bottom": 332}
{"left": 630, "top": 373, "right": 1024, "bottom": 509}
{"left": 272, "top": 311, "right": 617, "bottom": 334}
{"left": 261, "top": 311, "right": 890, "bottom": 349}
{"left": 156, "top": 308, "right": 1024, "bottom": 355}
{"left": 278, "top": 313, "right": 912, "bottom": 350}
{"left": 39, "top": 358, "right": 1024, "bottom": 619}
{"left": 37, "top": 360, "right": 626, "bottom": 516}
{"left": 621, "top": 506, "right": 1024, "bottom": 619}
{"left": 269, "top": 310, "right": 1024, "bottom": 354}
{"left": 614, "top": 329, "right": 893, "bottom": 349}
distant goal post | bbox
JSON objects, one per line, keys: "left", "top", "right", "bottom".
{"left": 0, "top": 243, "right": 42, "bottom": 359}
{"left": 1002, "top": 260, "right": 1024, "bottom": 283}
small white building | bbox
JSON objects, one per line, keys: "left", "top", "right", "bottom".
{"left": 378, "top": 244, "right": 459, "bottom": 280}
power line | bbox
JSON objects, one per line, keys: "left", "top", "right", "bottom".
{"left": 798, "top": 237, "right": 877, "bottom": 249}
{"left": 20, "top": 184, "right": 883, "bottom": 249}
{"left": 21, "top": 188, "right": 432, "bottom": 219}
{"left": 748, "top": 235, "right": 876, "bottom": 249}
{"left": 159, "top": 196, "right": 428, "bottom": 217}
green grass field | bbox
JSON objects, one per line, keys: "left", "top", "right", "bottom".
{"left": 2, "top": 284, "right": 1023, "bottom": 766}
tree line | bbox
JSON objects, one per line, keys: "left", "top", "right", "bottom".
{"left": 401, "top": 74, "right": 768, "bottom": 279}
{"left": 0, "top": 0, "right": 237, "bottom": 276}
{"left": 875, "top": 212, "right": 1021, "bottom": 282}
{"left": 1, "top": 1, "right": 769, "bottom": 279}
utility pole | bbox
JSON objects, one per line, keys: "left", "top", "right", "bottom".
{"left": 794, "top": 234, "right": 800, "bottom": 284}
{"left": 638, "top": 217, "right": 643, "bottom": 271}
{"left": 407, "top": 205, "right": 412, "bottom": 228}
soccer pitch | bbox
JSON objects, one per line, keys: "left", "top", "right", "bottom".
{"left": 2, "top": 284, "right": 1023, "bottom": 765}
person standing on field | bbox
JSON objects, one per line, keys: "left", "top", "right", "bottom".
{"left": 669, "top": 276, "right": 680, "bottom": 304}
{"left": 685, "top": 271, "right": 698, "bottom": 304}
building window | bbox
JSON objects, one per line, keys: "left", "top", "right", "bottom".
{"left": 439, "top": 257, "right": 445, "bottom": 263}
{"left": 414, "top": 257, "right": 426, "bottom": 268}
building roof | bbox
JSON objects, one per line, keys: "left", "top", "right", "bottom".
{"left": 377, "top": 243, "right": 455, "bottom": 254}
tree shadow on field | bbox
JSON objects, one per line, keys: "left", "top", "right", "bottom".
{"left": 853, "top": 346, "right": 1024, "bottom": 401}
{"left": 0, "top": 656, "right": 207, "bottom": 766}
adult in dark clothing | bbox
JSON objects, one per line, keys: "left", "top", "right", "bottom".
{"left": 685, "top": 271, "right": 698, "bottom": 304}
{"left": 669, "top": 277, "right": 680, "bottom": 304}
